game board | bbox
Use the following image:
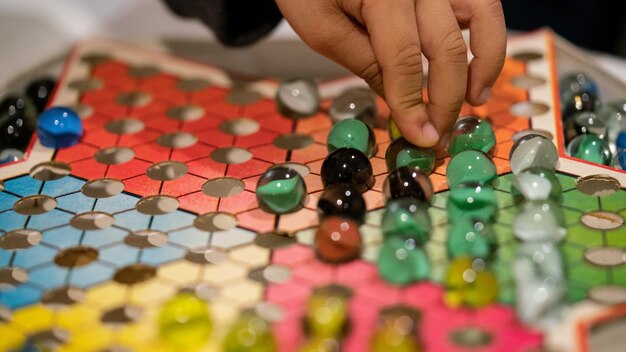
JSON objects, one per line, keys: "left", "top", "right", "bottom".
{"left": 0, "top": 30, "right": 625, "bottom": 352}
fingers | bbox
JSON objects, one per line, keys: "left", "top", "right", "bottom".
{"left": 450, "top": 0, "right": 507, "bottom": 106}
{"left": 344, "top": 0, "right": 436, "bottom": 147}
{"left": 415, "top": 0, "right": 468, "bottom": 137}
{"left": 275, "top": 0, "right": 385, "bottom": 97}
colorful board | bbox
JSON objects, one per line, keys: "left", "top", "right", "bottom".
{"left": 0, "top": 30, "right": 625, "bottom": 352}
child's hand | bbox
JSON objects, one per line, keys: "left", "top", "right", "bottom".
{"left": 276, "top": 0, "right": 506, "bottom": 147}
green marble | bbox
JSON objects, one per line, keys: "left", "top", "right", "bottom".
{"left": 448, "top": 117, "right": 496, "bottom": 156}
{"left": 381, "top": 198, "right": 431, "bottom": 245}
{"left": 511, "top": 166, "right": 562, "bottom": 203}
{"left": 447, "top": 220, "right": 495, "bottom": 259}
{"left": 446, "top": 150, "right": 497, "bottom": 188}
{"left": 223, "top": 311, "right": 276, "bottom": 352}
{"left": 256, "top": 173, "right": 306, "bottom": 214}
{"left": 327, "top": 118, "right": 376, "bottom": 157}
{"left": 446, "top": 182, "right": 498, "bottom": 223}
{"left": 377, "top": 237, "right": 430, "bottom": 285}
{"left": 385, "top": 137, "right": 435, "bottom": 174}
{"left": 566, "top": 134, "right": 613, "bottom": 165}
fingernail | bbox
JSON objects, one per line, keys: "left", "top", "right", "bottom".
{"left": 422, "top": 122, "right": 439, "bottom": 146}
{"left": 478, "top": 87, "right": 492, "bottom": 104}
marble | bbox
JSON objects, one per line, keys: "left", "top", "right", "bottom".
{"left": 566, "top": 134, "right": 613, "bottom": 166}
{"left": 381, "top": 198, "right": 431, "bottom": 245}
{"left": 387, "top": 118, "right": 402, "bottom": 141}
{"left": 377, "top": 237, "right": 430, "bottom": 285}
{"left": 447, "top": 220, "right": 495, "bottom": 260}
{"left": 329, "top": 87, "right": 377, "bottom": 127}
{"left": 158, "top": 292, "right": 212, "bottom": 348}
{"left": 509, "top": 134, "right": 559, "bottom": 175}
{"left": 444, "top": 257, "right": 499, "bottom": 308}
{"left": 446, "top": 182, "right": 498, "bottom": 223}
{"left": 448, "top": 116, "right": 496, "bottom": 156}
{"left": 597, "top": 103, "right": 626, "bottom": 146}
{"left": 315, "top": 216, "right": 362, "bottom": 263}
{"left": 276, "top": 77, "right": 320, "bottom": 118}
{"left": 561, "top": 91, "right": 597, "bottom": 121}
{"left": 385, "top": 137, "right": 435, "bottom": 174}
{"left": 0, "top": 95, "right": 38, "bottom": 150}
{"left": 567, "top": 112, "right": 607, "bottom": 143}
{"left": 511, "top": 166, "right": 562, "bottom": 203}
{"left": 513, "top": 200, "right": 566, "bottom": 242}
{"left": 446, "top": 150, "right": 497, "bottom": 188}
{"left": 317, "top": 183, "right": 367, "bottom": 224}
{"left": 384, "top": 167, "right": 434, "bottom": 203}
{"left": 25, "top": 77, "right": 56, "bottom": 112}
{"left": 36, "top": 106, "right": 83, "bottom": 148}
{"left": 0, "top": 149, "right": 24, "bottom": 164}
{"left": 327, "top": 118, "right": 377, "bottom": 157}
{"left": 256, "top": 166, "right": 306, "bottom": 214}
{"left": 559, "top": 72, "right": 598, "bottom": 99}
{"left": 304, "top": 286, "right": 350, "bottom": 337}
{"left": 321, "top": 147, "right": 374, "bottom": 193}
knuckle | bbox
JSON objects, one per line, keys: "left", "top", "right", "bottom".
{"left": 438, "top": 30, "right": 467, "bottom": 62}
{"left": 385, "top": 43, "right": 423, "bottom": 75}
{"left": 483, "top": 0, "right": 504, "bottom": 18}
{"left": 388, "top": 87, "right": 424, "bottom": 112}
{"left": 358, "top": 61, "right": 382, "bottom": 86}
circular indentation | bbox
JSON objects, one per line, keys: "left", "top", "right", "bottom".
{"left": 54, "top": 246, "right": 99, "bottom": 268}
{"left": 177, "top": 78, "right": 211, "bottom": 92}
{"left": 105, "top": 118, "right": 145, "bottom": 135}
{"left": 113, "top": 264, "right": 156, "bottom": 285}
{"left": 261, "top": 265, "right": 291, "bottom": 284}
{"left": 146, "top": 161, "right": 188, "bottom": 181}
{"left": 124, "top": 230, "right": 168, "bottom": 248}
{"left": 0, "top": 229, "right": 42, "bottom": 250}
{"left": 42, "top": 286, "right": 85, "bottom": 307}
{"left": 275, "top": 162, "right": 310, "bottom": 177}
{"left": 70, "top": 212, "right": 115, "bottom": 230}
{"left": 194, "top": 212, "right": 238, "bottom": 232}
{"left": 68, "top": 78, "right": 103, "bottom": 92}
{"left": 81, "top": 53, "right": 111, "bottom": 65}
{"left": 219, "top": 118, "right": 260, "bottom": 136}
{"left": 184, "top": 283, "right": 219, "bottom": 301}
{"left": 82, "top": 178, "right": 125, "bottom": 198}
{"left": 512, "top": 52, "right": 543, "bottom": 62}
{"left": 584, "top": 247, "right": 625, "bottom": 266}
{"left": 211, "top": 147, "right": 253, "bottom": 165}
{"left": 576, "top": 175, "right": 621, "bottom": 196}
{"left": 185, "top": 247, "right": 228, "bottom": 264}
{"left": 166, "top": 104, "right": 205, "bottom": 121}
{"left": 254, "top": 232, "right": 296, "bottom": 249}
{"left": 0, "top": 267, "right": 28, "bottom": 289}
{"left": 116, "top": 91, "right": 152, "bottom": 107}
{"left": 589, "top": 285, "right": 626, "bottom": 305}
{"left": 511, "top": 75, "right": 546, "bottom": 89}
{"left": 0, "top": 305, "right": 11, "bottom": 322}
{"left": 510, "top": 101, "right": 550, "bottom": 117}
{"left": 94, "top": 147, "right": 135, "bottom": 165}
{"left": 29, "top": 161, "right": 71, "bottom": 181}
{"left": 128, "top": 65, "right": 159, "bottom": 78}
{"left": 273, "top": 133, "right": 314, "bottom": 150}
{"left": 0, "top": 180, "right": 4, "bottom": 192}
{"left": 101, "top": 305, "right": 144, "bottom": 324}
{"left": 254, "top": 302, "right": 284, "bottom": 323}
{"left": 136, "top": 195, "right": 179, "bottom": 215}
{"left": 13, "top": 195, "right": 57, "bottom": 215}
{"left": 581, "top": 211, "right": 624, "bottom": 230}
{"left": 512, "top": 129, "right": 554, "bottom": 143}
{"left": 450, "top": 327, "right": 493, "bottom": 348}
{"left": 227, "top": 87, "right": 262, "bottom": 105}
{"left": 202, "top": 177, "right": 245, "bottom": 198}
{"left": 28, "top": 329, "right": 70, "bottom": 349}
{"left": 156, "top": 132, "right": 198, "bottom": 149}
{"left": 71, "top": 103, "right": 93, "bottom": 118}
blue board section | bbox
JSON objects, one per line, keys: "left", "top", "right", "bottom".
{"left": 0, "top": 285, "right": 42, "bottom": 309}
{"left": 41, "top": 176, "right": 84, "bottom": 197}
{"left": 3, "top": 176, "right": 42, "bottom": 196}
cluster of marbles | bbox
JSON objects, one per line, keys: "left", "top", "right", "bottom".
{"left": 0, "top": 77, "right": 56, "bottom": 164}
{"left": 444, "top": 116, "right": 500, "bottom": 307}
{"left": 560, "top": 71, "right": 625, "bottom": 167}
{"left": 508, "top": 133, "right": 568, "bottom": 329}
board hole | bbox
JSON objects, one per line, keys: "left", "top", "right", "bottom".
{"left": 202, "top": 177, "right": 245, "bottom": 198}
{"left": 511, "top": 75, "right": 546, "bottom": 89}
{"left": 70, "top": 212, "right": 115, "bottom": 230}
{"left": 101, "top": 305, "right": 144, "bottom": 324}
{"left": 576, "top": 175, "right": 621, "bottom": 196}
{"left": 124, "top": 230, "right": 168, "bottom": 248}
{"left": 81, "top": 53, "right": 111, "bottom": 65}
{"left": 273, "top": 133, "right": 314, "bottom": 150}
{"left": 254, "top": 232, "right": 296, "bottom": 249}
{"left": 589, "top": 285, "right": 626, "bottom": 305}
{"left": 166, "top": 104, "right": 205, "bottom": 121}
{"left": 94, "top": 147, "right": 135, "bottom": 165}
{"left": 116, "top": 91, "right": 152, "bottom": 107}
{"left": 128, "top": 65, "right": 159, "bottom": 78}
{"left": 54, "top": 246, "right": 99, "bottom": 268}
{"left": 0, "top": 305, "right": 10, "bottom": 322}
{"left": 13, "top": 195, "right": 57, "bottom": 215}
{"left": 42, "top": 286, "right": 85, "bottom": 307}
{"left": 0, "top": 267, "right": 28, "bottom": 289}
{"left": 136, "top": 195, "right": 179, "bottom": 215}
{"left": 227, "top": 87, "right": 262, "bottom": 105}
{"left": 211, "top": 147, "right": 253, "bottom": 164}
{"left": 0, "top": 229, "right": 42, "bottom": 250}
{"left": 509, "top": 101, "right": 550, "bottom": 117}
{"left": 177, "top": 78, "right": 211, "bottom": 92}
{"left": 250, "top": 265, "right": 291, "bottom": 284}
{"left": 81, "top": 178, "right": 124, "bottom": 198}
{"left": 183, "top": 283, "right": 220, "bottom": 301}
{"left": 29, "top": 161, "right": 71, "bottom": 181}
{"left": 194, "top": 212, "right": 238, "bottom": 232}
{"left": 274, "top": 162, "right": 310, "bottom": 177}
{"left": 146, "top": 161, "right": 188, "bottom": 181}
{"left": 581, "top": 211, "right": 624, "bottom": 230}
{"left": 105, "top": 118, "right": 145, "bottom": 135}
{"left": 584, "top": 247, "right": 625, "bottom": 267}
{"left": 156, "top": 131, "right": 198, "bottom": 148}
{"left": 511, "top": 52, "right": 543, "bottom": 62}
{"left": 68, "top": 78, "right": 103, "bottom": 92}
{"left": 71, "top": 103, "right": 93, "bottom": 118}
{"left": 113, "top": 264, "right": 156, "bottom": 285}
{"left": 185, "top": 247, "right": 228, "bottom": 264}
{"left": 449, "top": 327, "right": 493, "bottom": 348}
{"left": 512, "top": 129, "right": 554, "bottom": 143}
{"left": 219, "top": 118, "right": 260, "bottom": 136}
{"left": 27, "top": 329, "right": 70, "bottom": 349}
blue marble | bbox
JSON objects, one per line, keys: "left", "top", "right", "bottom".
{"left": 36, "top": 106, "right": 83, "bottom": 148}
{"left": 617, "top": 130, "right": 626, "bottom": 150}
{"left": 618, "top": 150, "right": 626, "bottom": 169}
